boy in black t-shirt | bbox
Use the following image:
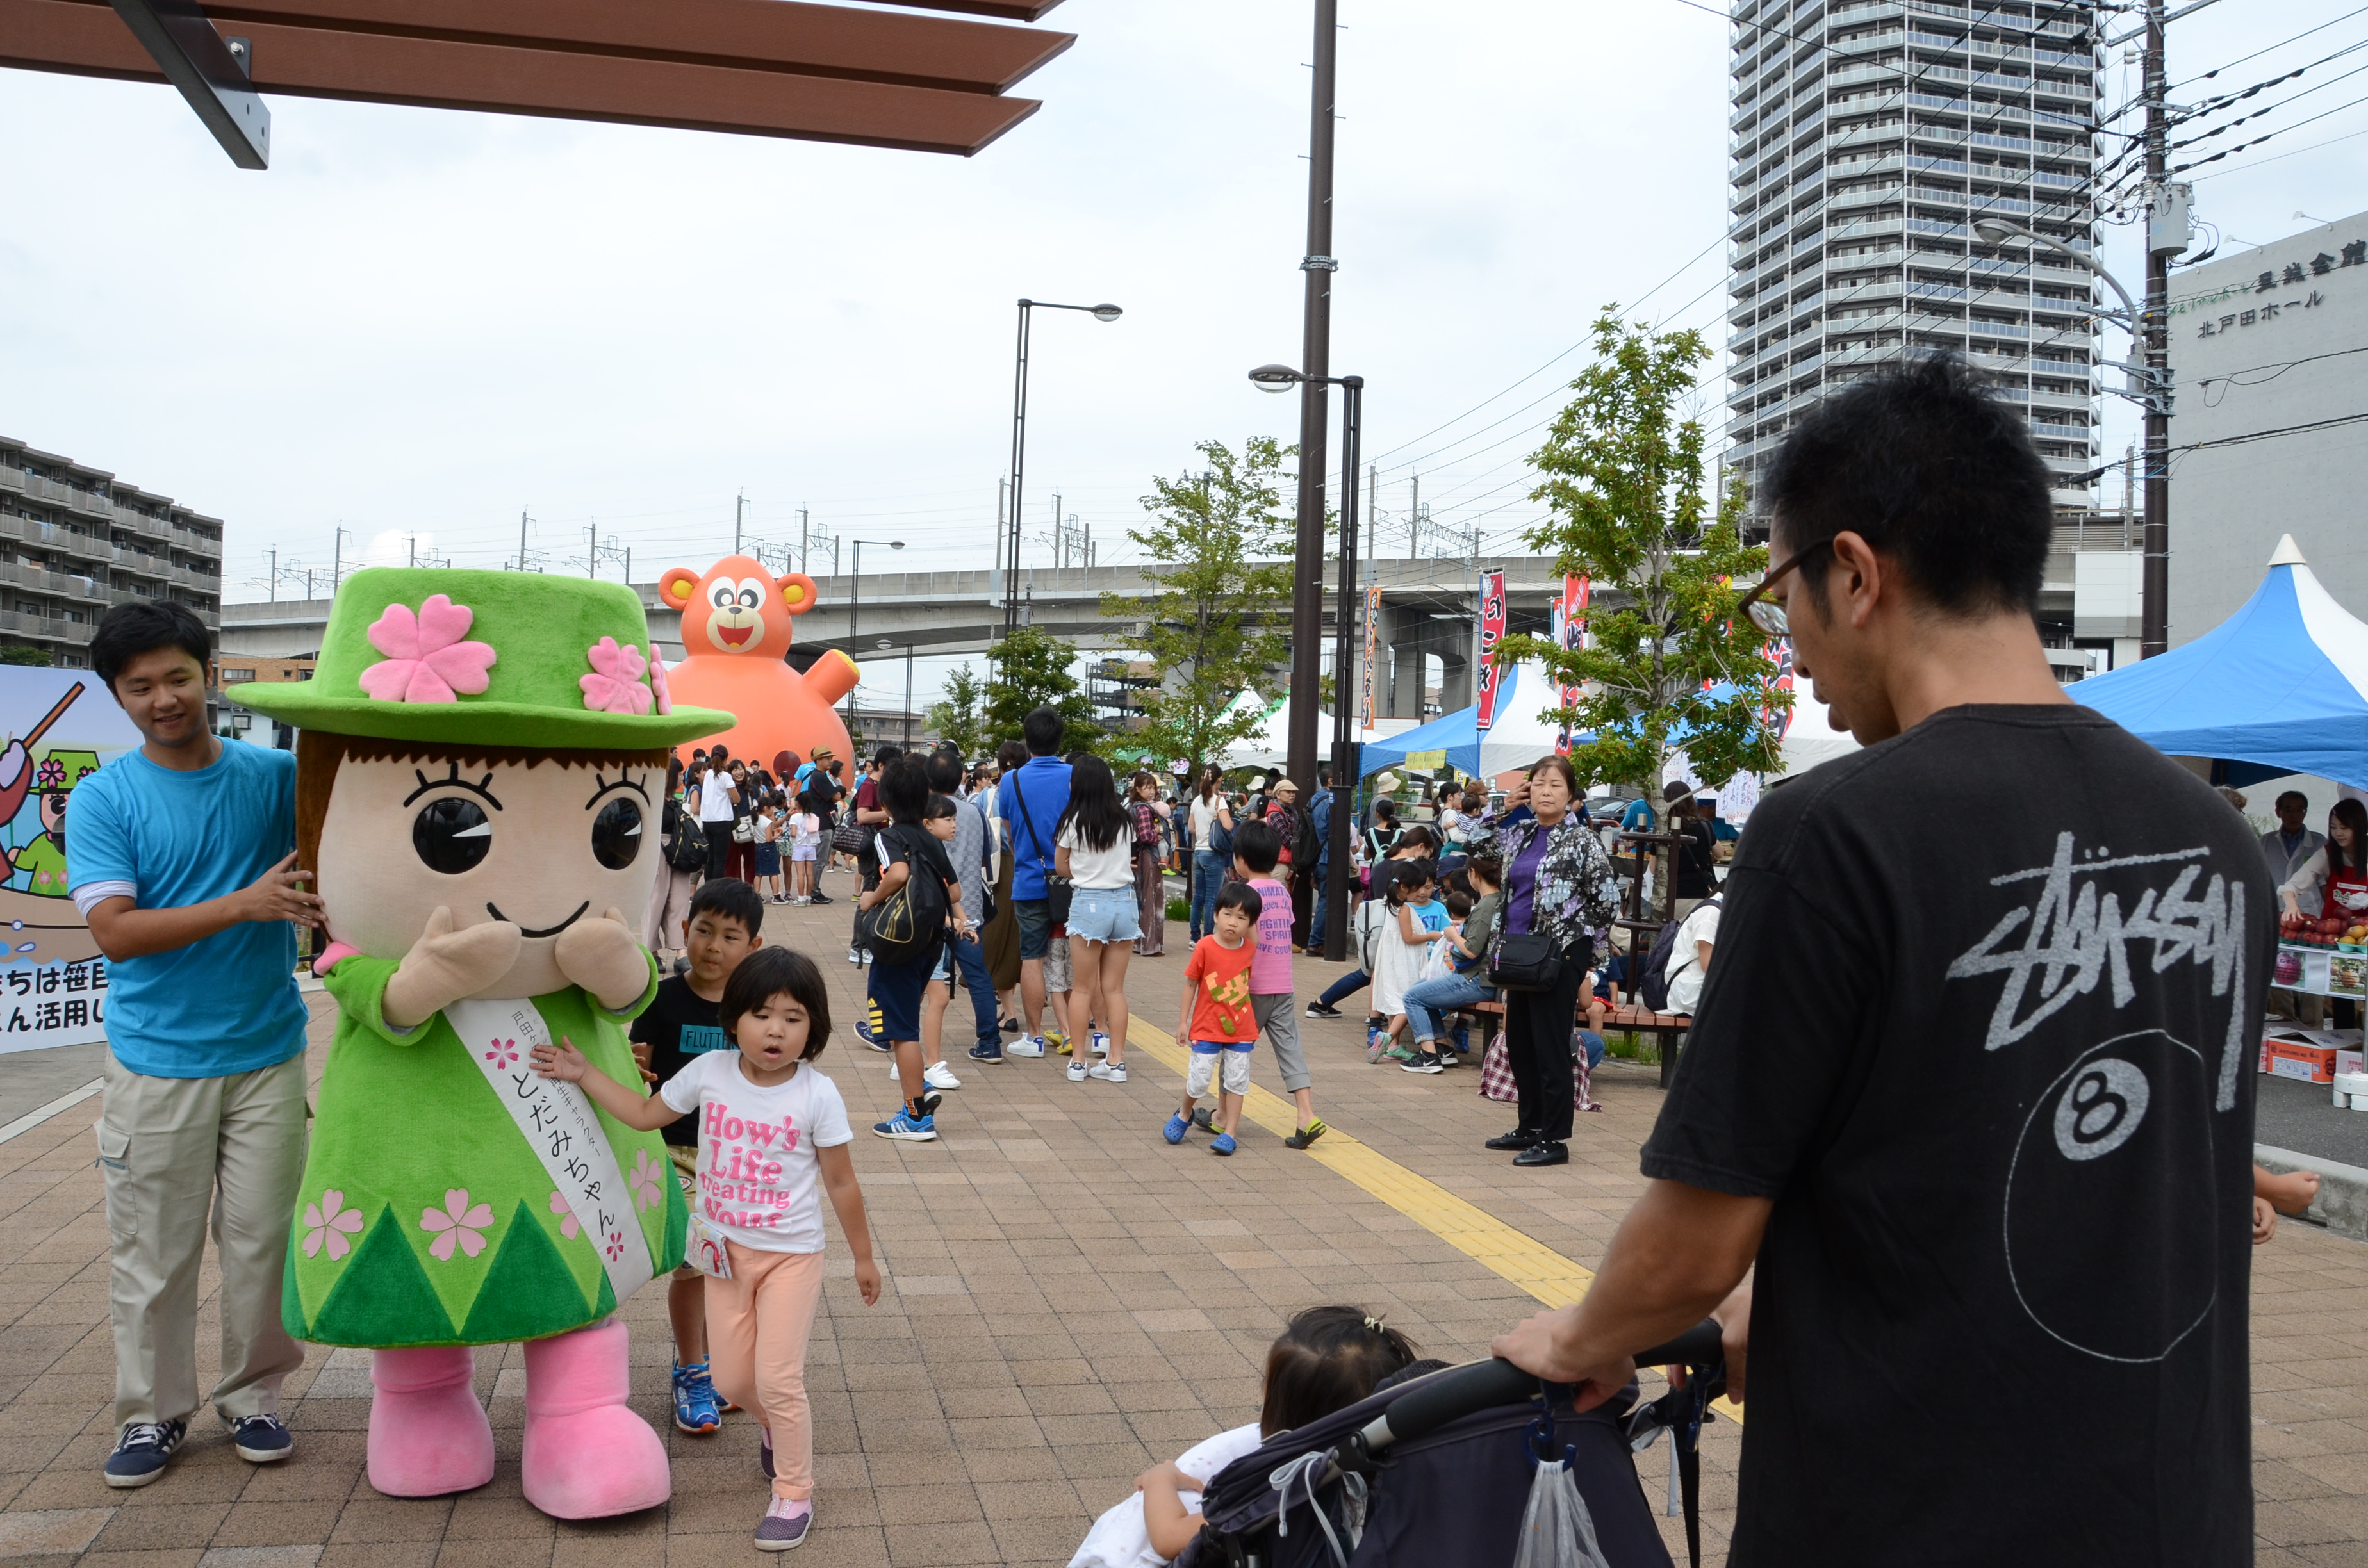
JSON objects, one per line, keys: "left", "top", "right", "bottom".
{"left": 629, "top": 876, "right": 764, "bottom": 1436}
{"left": 860, "top": 760, "right": 966, "bottom": 1143}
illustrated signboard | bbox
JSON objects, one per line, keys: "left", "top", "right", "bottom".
{"left": 1473, "top": 569, "right": 1508, "bottom": 731}
{"left": 0, "top": 669, "right": 144, "bottom": 1057}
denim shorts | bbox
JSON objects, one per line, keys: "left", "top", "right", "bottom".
{"left": 1066, "top": 885, "right": 1142, "bottom": 945}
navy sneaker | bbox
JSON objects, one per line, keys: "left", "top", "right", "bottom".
{"left": 755, "top": 1496, "right": 812, "bottom": 1551}
{"left": 104, "top": 1419, "right": 186, "bottom": 1488}
{"left": 672, "top": 1358, "right": 723, "bottom": 1434}
{"left": 228, "top": 1412, "right": 292, "bottom": 1464}
{"left": 967, "top": 1041, "right": 1005, "bottom": 1064}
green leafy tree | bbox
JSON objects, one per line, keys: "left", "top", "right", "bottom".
{"left": 925, "top": 662, "right": 989, "bottom": 761}
{"left": 1099, "top": 437, "right": 1295, "bottom": 778}
{"left": 1495, "top": 310, "right": 1787, "bottom": 792}
{"left": 983, "top": 625, "right": 1099, "bottom": 756}
{"left": 0, "top": 645, "right": 49, "bottom": 667}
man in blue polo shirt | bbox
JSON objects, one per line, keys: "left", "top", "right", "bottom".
{"left": 68, "top": 603, "right": 320, "bottom": 1489}
{"left": 995, "top": 706, "right": 1072, "bottom": 1058}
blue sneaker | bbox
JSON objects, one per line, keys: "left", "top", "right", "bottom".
{"left": 873, "top": 1109, "right": 937, "bottom": 1142}
{"left": 1210, "top": 1132, "right": 1237, "bottom": 1156}
{"left": 1163, "top": 1113, "right": 1189, "bottom": 1145}
{"left": 856, "top": 1003, "right": 889, "bottom": 1052}
{"left": 967, "top": 1041, "right": 1005, "bottom": 1064}
{"left": 104, "top": 1419, "right": 186, "bottom": 1489}
{"left": 672, "top": 1358, "right": 723, "bottom": 1434}
{"left": 228, "top": 1412, "right": 293, "bottom": 1463}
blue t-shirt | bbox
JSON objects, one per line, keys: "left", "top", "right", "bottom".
{"left": 1620, "top": 798, "right": 1657, "bottom": 835}
{"left": 998, "top": 756, "right": 1074, "bottom": 901}
{"left": 67, "top": 742, "right": 308, "bottom": 1079}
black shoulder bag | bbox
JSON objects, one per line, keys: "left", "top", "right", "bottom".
{"left": 1488, "top": 826, "right": 1564, "bottom": 992}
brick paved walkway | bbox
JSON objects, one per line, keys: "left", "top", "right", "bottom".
{"left": 0, "top": 895, "right": 2360, "bottom": 1565}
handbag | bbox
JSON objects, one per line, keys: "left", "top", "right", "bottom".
{"left": 1478, "top": 1029, "right": 1517, "bottom": 1102}
{"left": 1012, "top": 787, "right": 1074, "bottom": 925}
{"left": 1489, "top": 931, "right": 1565, "bottom": 992}
{"left": 832, "top": 816, "right": 870, "bottom": 856}
{"left": 732, "top": 815, "right": 757, "bottom": 844}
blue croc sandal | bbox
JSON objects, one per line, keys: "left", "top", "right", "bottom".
{"left": 1163, "top": 1113, "right": 1189, "bottom": 1145}
{"left": 1210, "top": 1132, "right": 1237, "bottom": 1156}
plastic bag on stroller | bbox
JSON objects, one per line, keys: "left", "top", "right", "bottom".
{"left": 1176, "top": 1365, "right": 1670, "bottom": 1568}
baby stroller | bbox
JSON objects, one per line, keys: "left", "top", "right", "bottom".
{"left": 1179, "top": 1322, "right": 1727, "bottom": 1568}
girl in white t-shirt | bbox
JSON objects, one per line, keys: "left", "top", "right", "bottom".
{"left": 534, "top": 947, "right": 880, "bottom": 1553}
{"left": 789, "top": 806, "right": 821, "bottom": 904}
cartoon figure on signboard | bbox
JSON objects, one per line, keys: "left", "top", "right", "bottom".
{"left": 230, "top": 569, "right": 732, "bottom": 1518}
{"left": 657, "top": 553, "right": 859, "bottom": 774}
{"left": 9, "top": 747, "right": 97, "bottom": 898}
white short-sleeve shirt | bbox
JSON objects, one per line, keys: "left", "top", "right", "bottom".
{"left": 657, "top": 1055, "right": 852, "bottom": 1253}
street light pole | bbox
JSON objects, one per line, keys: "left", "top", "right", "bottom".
{"left": 2141, "top": 0, "right": 2171, "bottom": 657}
{"left": 1253, "top": 361, "right": 1361, "bottom": 960}
{"left": 1005, "top": 298, "right": 1122, "bottom": 639}
{"left": 1286, "top": 0, "right": 1340, "bottom": 802}
{"left": 846, "top": 539, "right": 904, "bottom": 713}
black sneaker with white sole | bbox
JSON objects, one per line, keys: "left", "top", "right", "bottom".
{"left": 104, "top": 1419, "right": 186, "bottom": 1488}
{"left": 1305, "top": 1002, "right": 1344, "bottom": 1020}
{"left": 229, "top": 1412, "right": 294, "bottom": 1463}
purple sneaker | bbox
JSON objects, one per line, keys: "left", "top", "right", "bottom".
{"left": 755, "top": 1496, "right": 811, "bottom": 1551}
{"left": 759, "top": 1429, "right": 775, "bottom": 1480}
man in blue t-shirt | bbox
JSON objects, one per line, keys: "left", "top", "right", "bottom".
{"left": 67, "top": 603, "right": 321, "bottom": 1490}
{"left": 995, "top": 706, "right": 1073, "bottom": 1056}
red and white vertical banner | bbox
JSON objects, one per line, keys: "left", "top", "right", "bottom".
{"left": 1360, "top": 584, "right": 1381, "bottom": 731}
{"left": 1552, "top": 575, "right": 1589, "bottom": 753}
{"left": 1763, "top": 637, "right": 1796, "bottom": 742}
{"left": 1473, "top": 568, "right": 1509, "bottom": 731}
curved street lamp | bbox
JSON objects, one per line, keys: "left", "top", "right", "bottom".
{"left": 1007, "top": 298, "right": 1122, "bottom": 635}
{"left": 1244, "top": 362, "right": 1365, "bottom": 961}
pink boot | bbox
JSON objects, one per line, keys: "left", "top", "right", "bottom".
{"left": 368, "top": 1346, "right": 494, "bottom": 1498}
{"left": 520, "top": 1322, "right": 671, "bottom": 1518}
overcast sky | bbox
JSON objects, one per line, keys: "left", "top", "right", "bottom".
{"left": 2, "top": 0, "right": 2362, "bottom": 709}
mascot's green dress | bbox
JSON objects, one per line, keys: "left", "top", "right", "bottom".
{"left": 233, "top": 568, "right": 729, "bottom": 1517}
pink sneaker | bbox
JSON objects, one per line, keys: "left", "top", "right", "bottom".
{"left": 519, "top": 1322, "right": 671, "bottom": 1517}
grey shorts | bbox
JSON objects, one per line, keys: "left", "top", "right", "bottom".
{"left": 1015, "top": 898, "right": 1053, "bottom": 961}
{"left": 1253, "top": 992, "right": 1310, "bottom": 1094}
{"left": 1043, "top": 935, "right": 1072, "bottom": 993}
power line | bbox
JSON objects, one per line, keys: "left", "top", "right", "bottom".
{"left": 2187, "top": 117, "right": 2368, "bottom": 178}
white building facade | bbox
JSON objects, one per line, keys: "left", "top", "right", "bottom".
{"left": 1723, "top": 0, "right": 2105, "bottom": 503}
{"left": 2166, "top": 213, "right": 2368, "bottom": 645}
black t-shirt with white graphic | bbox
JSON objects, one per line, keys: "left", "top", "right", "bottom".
{"left": 1642, "top": 705, "right": 2271, "bottom": 1565}
{"left": 630, "top": 975, "right": 728, "bottom": 1148}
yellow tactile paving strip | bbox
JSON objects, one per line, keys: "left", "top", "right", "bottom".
{"left": 1126, "top": 1015, "right": 1743, "bottom": 1423}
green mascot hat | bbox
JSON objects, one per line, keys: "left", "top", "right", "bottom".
{"left": 229, "top": 567, "right": 730, "bottom": 749}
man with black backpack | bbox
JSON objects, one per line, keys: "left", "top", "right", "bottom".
{"left": 1643, "top": 895, "right": 1719, "bottom": 1016}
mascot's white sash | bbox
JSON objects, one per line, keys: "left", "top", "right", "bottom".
{"left": 448, "top": 997, "right": 654, "bottom": 1309}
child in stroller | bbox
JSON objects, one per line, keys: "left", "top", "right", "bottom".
{"left": 1067, "top": 1307, "right": 1420, "bottom": 1568}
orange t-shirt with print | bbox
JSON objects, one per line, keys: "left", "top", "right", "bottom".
{"left": 1183, "top": 935, "right": 1258, "bottom": 1045}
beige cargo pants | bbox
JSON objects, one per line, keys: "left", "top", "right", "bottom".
{"left": 96, "top": 1050, "right": 308, "bottom": 1430}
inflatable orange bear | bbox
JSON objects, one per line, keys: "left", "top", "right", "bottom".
{"left": 657, "top": 555, "right": 857, "bottom": 774}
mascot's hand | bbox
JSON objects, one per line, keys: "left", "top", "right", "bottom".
{"left": 554, "top": 907, "right": 649, "bottom": 1013}
{"left": 384, "top": 906, "right": 524, "bottom": 1029}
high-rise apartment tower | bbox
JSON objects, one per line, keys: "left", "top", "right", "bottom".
{"left": 1723, "top": 0, "right": 2105, "bottom": 504}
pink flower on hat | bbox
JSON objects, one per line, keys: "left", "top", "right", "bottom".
{"left": 580, "top": 636, "right": 653, "bottom": 716}
{"left": 647, "top": 647, "right": 674, "bottom": 716}
{"left": 358, "top": 595, "right": 497, "bottom": 704}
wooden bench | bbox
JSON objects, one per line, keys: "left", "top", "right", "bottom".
{"left": 1468, "top": 998, "right": 1691, "bottom": 1086}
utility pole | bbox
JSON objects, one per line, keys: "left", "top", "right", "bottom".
{"left": 332, "top": 525, "right": 348, "bottom": 591}
{"left": 587, "top": 519, "right": 597, "bottom": 580}
{"left": 407, "top": 535, "right": 417, "bottom": 569}
{"left": 2139, "top": 0, "right": 2172, "bottom": 657}
{"left": 1285, "top": 0, "right": 1341, "bottom": 801}
{"left": 800, "top": 509, "right": 810, "bottom": 575}
{"left": 735, "top": 491, "right": 746, "bottom": 557}
{"left": 518, "top": 509, "right": 529, "bottom": 572}
{"left": 267, "top": 546, "right": 277, "bottom": 603}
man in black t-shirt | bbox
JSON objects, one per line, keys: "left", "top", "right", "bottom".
{"left": 1493, "top": 356, "right": 2271, "bottom": 1564}
{"left": 628, "top": 876, "right": 762, "bottom": 1439}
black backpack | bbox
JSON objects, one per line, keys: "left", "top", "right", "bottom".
{"left": 1640, "top": 895, "right": 1720, "bottom": 1013}
{"left": 860, "top": 828, "right": 950, "bottom": 965}
{"left": 664, "top": 801, "right": 708, "bottom": 874}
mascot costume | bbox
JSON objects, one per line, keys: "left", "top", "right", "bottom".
{"left": 231, "top": 569, "right": 730, "bottom": 1517}
{"left": 657, "top": 554, "right": 860, "bottom": 772}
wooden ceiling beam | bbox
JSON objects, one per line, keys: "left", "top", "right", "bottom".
{"left": 0, "top": 0, "right": 1041, "bottom": 154}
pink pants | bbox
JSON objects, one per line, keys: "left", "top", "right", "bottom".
{"left": 706, "top": 1243, "right": 825, "bottom": 1501}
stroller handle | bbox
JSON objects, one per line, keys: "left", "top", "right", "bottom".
{"left": 1358, "top": 1321, "right": 1727, "bottom": 1456}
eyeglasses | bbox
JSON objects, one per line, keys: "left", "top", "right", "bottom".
{"left": 1736, "top": 539, "right": 1832, "bottom": 637}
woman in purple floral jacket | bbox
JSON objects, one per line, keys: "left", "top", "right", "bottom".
{"left": 1469, "top": 754, "right": 1620, "bottom": 1168}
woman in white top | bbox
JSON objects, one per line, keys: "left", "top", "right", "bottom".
{"left": 1055, "top": 755, "right": 1138, "bottom": 1084}
{"left": 1186, "top": 765, "right": 1235, "bottom": 943}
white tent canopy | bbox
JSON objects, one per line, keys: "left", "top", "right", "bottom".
{"left": 1226, "top": 692, "right": 1419, "bottom": 771}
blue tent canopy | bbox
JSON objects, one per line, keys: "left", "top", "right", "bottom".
{"left": 1354, "top": 664, "right": 1572, "bottom": 778}
{"left": 2071, "top": 535, "right": 2368, "bottom": 788}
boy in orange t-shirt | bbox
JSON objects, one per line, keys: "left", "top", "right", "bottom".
{"left": 1166, "top": 882, "right": 1262, "bottom": 1156}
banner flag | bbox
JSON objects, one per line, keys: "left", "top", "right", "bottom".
{"left": 1473, "top": 568, "right": 1508, "bottom": 731}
